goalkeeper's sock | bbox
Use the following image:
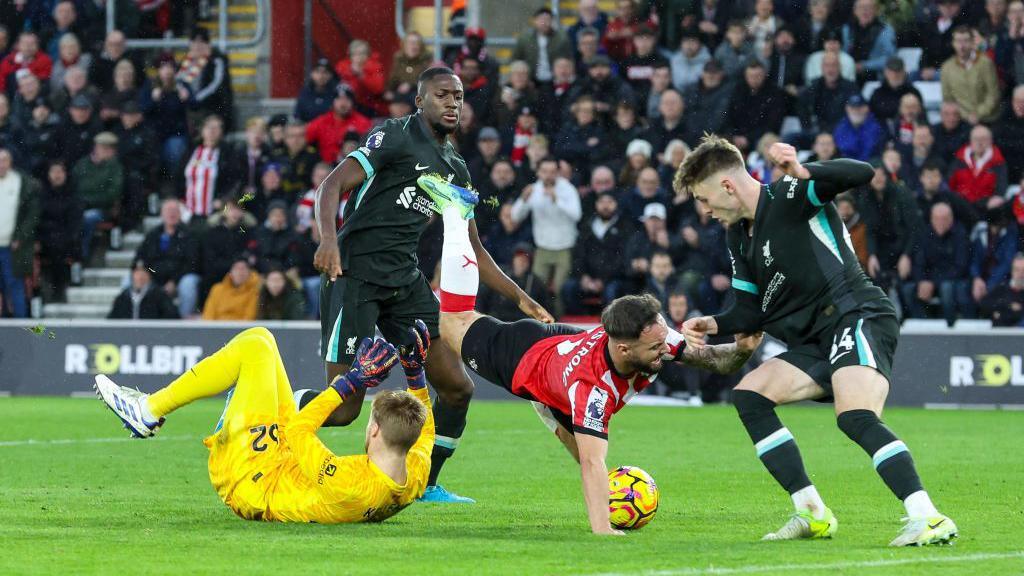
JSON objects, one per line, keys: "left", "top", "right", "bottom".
{"left": 428, "top": 396, "right": 469, "bottom": 486}
{"left": 837, "top": 409, "right": 928, "bottom": 505}
{"left": 438, "top": 206, "right": 477, "bottom": 313}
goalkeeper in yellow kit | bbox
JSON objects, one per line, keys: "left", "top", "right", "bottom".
{"left": 93, "top": 321, "right": 435, "bottom": 524}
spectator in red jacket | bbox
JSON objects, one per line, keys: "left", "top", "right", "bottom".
{"left": 305, "top": 83, "right": 372, "bottom": 164}
{"left": 335, "top": 39, "right": 386, "bottom": 118}
{"left": 603, "top": 0, "right": 655, "bottom": 63}
{"left": 949, "top": 124, "right": 1008, "bottom": 207}
{"left": 0, "top": 31, "right": 53, "bottom": 93}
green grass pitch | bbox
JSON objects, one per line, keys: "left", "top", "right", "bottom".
{"left": 1, "top": 397, "right": 1022, "bottom": 575}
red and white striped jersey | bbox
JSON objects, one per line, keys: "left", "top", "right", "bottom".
{"left": 511, "top": 327, "right": 679, "bottom": 439}
{"left": 185, "top": 145, "right": 220, "bottom": 216}
{"left": 295, "top": 189, "right": 348, "bottom": 231}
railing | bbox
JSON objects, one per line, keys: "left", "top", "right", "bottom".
{"left": 395, "top": 0, "right": 563, "bottom": 61}
{"left": 105, "top": 0, "right": 269, "bottom": 51}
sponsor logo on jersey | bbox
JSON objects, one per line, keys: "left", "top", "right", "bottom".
{"left": 397, "top": 187, "right": 417, "bottom": 209}
{"left": 762, "top": 240, "right": 773, "bottom": 267}
{"left": 582, "top": 387, "right": 609, "bottom": 431}
{"left": 467, "top": 358, "right": 478, "bottom": 371}
{"left": 345, "top": 337, "right": 357, "bottom": 355}
{"left": 787, "top": 176, "right": 799, "bottom": 198}
{"left": 317, "top": 455, "right": 332, "bottom": 485}
{"left": 358, "top": 146, "right": 371, "bottom": 157}
{"left": 556, "top": 338, "right": 585, "bottom": 356}
{"left": 414, "top": 163, "right": 429, "bottom": 171}
{"left": 561, "top": 330, "right": 605, "bottom": 386}
{"left": 366, "top": 131, "right": 385, "bottom": 149}
{"left": 396, "top": 185, "right": 436, "bottom": 216}
{"left": 761, "top": 272, "right": 786, "bottom": 312}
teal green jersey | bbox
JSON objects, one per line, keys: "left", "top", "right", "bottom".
{"left": 714, "top": 160, "right": 894, "bottom": 345}
{"left": 338, "top": 113, "right": 472, "bottom": 287}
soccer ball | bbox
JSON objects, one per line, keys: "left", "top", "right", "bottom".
{"left": 608, "top": 466, "right": 659, "bottom": 530}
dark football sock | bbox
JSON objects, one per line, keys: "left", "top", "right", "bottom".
{"left": 837, "top": 409, "right": 924, "bottom": 500}
{"left": 428, "top": 397, "right": 469, "bottom": 486}
{"left": 734, "top": 390, "right": 813, "bottom": 494}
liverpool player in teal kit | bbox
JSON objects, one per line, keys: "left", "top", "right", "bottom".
{"left": 675, "top": 136, "right": 957, "bottom": 547}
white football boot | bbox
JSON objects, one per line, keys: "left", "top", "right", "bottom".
{"left": 93, "top": 374, "right": 164, "bottom": 438}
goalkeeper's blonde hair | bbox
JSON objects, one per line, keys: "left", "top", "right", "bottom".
{"left": 372, "top": 390, "right": 427, "bottom": 451}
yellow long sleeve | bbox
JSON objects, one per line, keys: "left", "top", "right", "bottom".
{"left": 406, "top": 386, "right": 435, "bottom": 470}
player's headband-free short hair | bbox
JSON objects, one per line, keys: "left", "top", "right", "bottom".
{"left": 372, "top": 390, "right": 427, "bottom": 452}
{"left": 601, "top": 294, "right": 664, "bottom": 341}
{"left": 673, "top": 133, "right": 745, "bottom": 199}
{"left": 417, "top": 66, "right": 457, "bottom": 95}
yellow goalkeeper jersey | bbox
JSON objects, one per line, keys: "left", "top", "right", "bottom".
{"left": 210, "top": 386, "right": 434, "bottom": 524}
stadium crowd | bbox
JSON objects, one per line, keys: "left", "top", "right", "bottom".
{"left": 2, "top": 1, "right": 1024, "bottom": 396}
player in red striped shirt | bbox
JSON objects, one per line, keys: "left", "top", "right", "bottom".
{"left": 418, "top": 173, "right": 762, "bottom": 534}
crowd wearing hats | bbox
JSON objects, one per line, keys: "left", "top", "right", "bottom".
{"left": 6, "top": 2, "right": 1024, "bottom": 362}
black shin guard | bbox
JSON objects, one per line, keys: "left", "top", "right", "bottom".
{"left": 428, "top": 397, "right": 469, "bottom": 486}
{"left": 837, "top": 409, "right": 924, "bottom": 500}
{"left": 733, "top": 390, "right": 812, "bottom": 494}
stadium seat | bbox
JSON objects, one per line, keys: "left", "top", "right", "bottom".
{"left": 897, "top": 47, "right": 923, "bottom": 74}
{"left": 914, "top": 81, "right": 943, "bottom": 111}
{"left": 862, "top": 81, "right": 880, "bottom": 101}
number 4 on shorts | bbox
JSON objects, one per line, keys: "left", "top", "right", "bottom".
{"left": 830, "top": 328, "right": 855, "bottom": 363}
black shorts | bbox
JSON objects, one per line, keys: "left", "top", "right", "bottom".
{"left": 776, "top": 310, "right": 899, "bottom": 398}
{"left": 460, "top": 316, "right": 583, "bottom": 393}
{"left": 319, "top": 272, "right": 439, "bottom": 365}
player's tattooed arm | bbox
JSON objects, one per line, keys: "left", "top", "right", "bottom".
{"left": 680, "top": 333, "right": 763, "bottom": 374}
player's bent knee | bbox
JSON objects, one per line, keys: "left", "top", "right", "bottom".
{"left": 438, "top": 380, "right": 474, "bottom": 407}
{"left": 733, "top": 388, "right": 775, "bottom": 420}
{"left": 836, "top": 409, "right": 878, "bottom": 441}
{"left": 237, "top": 330, "right": 274, "bottom": 355}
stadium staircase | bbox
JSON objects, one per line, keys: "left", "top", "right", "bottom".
{"left": 201, "top": 0, "right": 262, "bottom": 99}
{"left": 42, "top": 223, "right": 153, "bottom": 319}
